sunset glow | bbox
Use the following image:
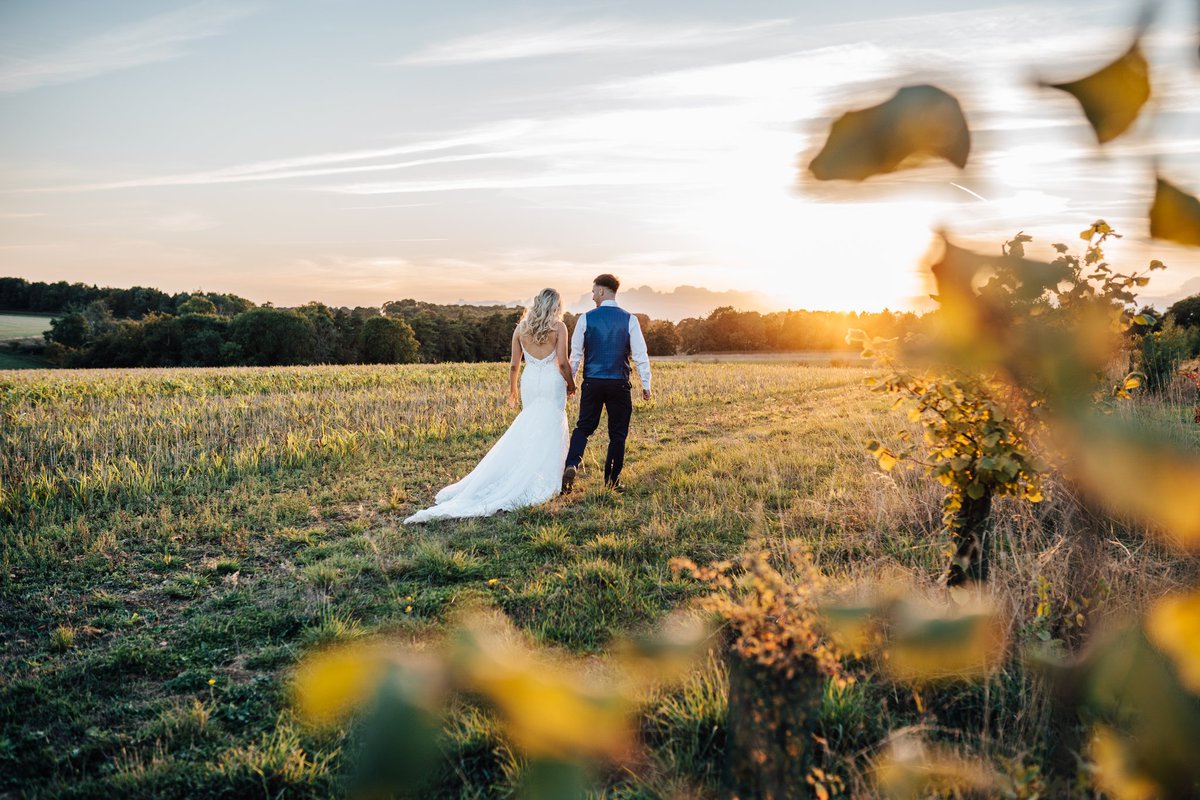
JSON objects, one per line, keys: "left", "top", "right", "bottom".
{"left": 2, "top": 1, "right": 1198, "bottom": 318}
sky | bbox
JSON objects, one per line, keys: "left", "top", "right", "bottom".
{"left": 2, "top": 0, "right": 1199, "bottom": 320}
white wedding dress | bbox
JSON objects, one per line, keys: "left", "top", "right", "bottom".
{"left": 403, "top": 346, "right": 570, "bottom": 523}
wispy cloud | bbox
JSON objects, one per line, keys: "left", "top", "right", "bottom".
{"left": 13, "top": 121, "right": 539, "bottom": 192}
{"left": 0, "top": 3, "right": 255, "bottom": 93}
{"left": 337, "top": 203, "right": 435, "bottom": 210}
{"left": 327, "top": 172, "right": 662, "bottom": 195}
{"left": 0, "top": 212, "right": 47, "bottom": 219}
{"left": 394, "top": 19, "right": 790, "bottom": 65}
{"left": 152, "top": 211, "right": 217, "bottom": 232}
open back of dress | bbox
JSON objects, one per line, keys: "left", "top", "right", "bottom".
{"left": 403, "top": 345, "right": 570, "bottom": 523}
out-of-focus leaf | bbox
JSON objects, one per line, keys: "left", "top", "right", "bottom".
{"left": 1145, "top": 590, "right": 1200, "bottom": 695}
{"left": 1075, "top": 623, "right": 1200, "bottom": 798}
{"left": 349, "top": 668, "right": 446, "bottom": 798}
{"left": 292, "top": 641, "right": 388, "bottom": 726}
{"left": 819, "top": 604, "right": 876, "bottom": 656}
{"left": 1149, "top": 176, "right": 1200, "bottom": 247}
{"left": 874, "top": 736, "right": 997, "bottom": 799}
{"left": 1089, "top": 725, "right": 1163, "bottom": 800}
{"left": 808, "top": 84, "right": 970, "bottom": 181}
{"left": 452, "top": 617, "right": 635, "bottom": 761}
{"left": 611, "top": 610, "right": 708, "bottom": 696}
{"left": 520, "top": 759, "right": 590, "bottom": 800}
{"left": 883, "top": 600, "right": 1008, "bottom": 684}
{"left": 1070, "top": 431, "right": 1200, "bottom": 550}
{"left": 1043, "top": 43, "right": 1151, "bottom": 143}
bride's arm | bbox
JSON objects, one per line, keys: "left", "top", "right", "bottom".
{"left": 508, "top": 329, "right": 522, "bottom": 408}
{"left": 556, "top": 322, "right": 576, "bottom": 395}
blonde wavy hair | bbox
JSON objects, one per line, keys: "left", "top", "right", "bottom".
{"left": 516, "top": 288, "right": 563, "bottom": 345}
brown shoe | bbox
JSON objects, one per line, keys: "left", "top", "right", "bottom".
{"left": 562, "top": 465, "right": 577, "bottom": 493}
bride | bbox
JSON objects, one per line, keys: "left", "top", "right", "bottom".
{"left": 404, "top": 288, "right": 576, "bottom": 523}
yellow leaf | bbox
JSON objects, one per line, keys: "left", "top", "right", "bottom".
{"left": 1070, "top": 433, "right": 1200, "bottom": 550}
{"left": 1044, "top": 43, "right": 1151, "bottom": 144}
{"left": 884, "top": 604, "right": 1008, "bottom": 684}
{"left": 1089, "top": 725, "right": 1162, "bottom": 800}
{"left": 1145, "top": 590, "right": 1200, "bottom": 695}
{"left": 874, "top": 737, "right": 998, "bottom": 799}
{"left": 1149, "top": 176, "right": 1200, "bottom": 247}
{"left": 454, "top": 618, "right": 634, "bottom": 761}
{"left": 292, "top": 642, "right": 387, "bottom": 725}
{"left": 878, "top": 450, "right": 899, "bottom": 471}
{"left": 808, "top": 84, "right": 970, "bottom": 181}
{"left": 1123, "top": 376, "right": 1141, "bottom": 390}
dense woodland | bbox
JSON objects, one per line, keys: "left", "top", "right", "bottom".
{"left": 2, "top": 276, "right": 1198, "bottom": 370}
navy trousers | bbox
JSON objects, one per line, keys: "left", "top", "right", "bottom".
{"left": 565, "top": 378, "right": 633, "bottom": 485}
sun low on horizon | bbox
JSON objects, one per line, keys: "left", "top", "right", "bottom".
{"left": 2, "top": 0, "right": 1199, "bottom": 320}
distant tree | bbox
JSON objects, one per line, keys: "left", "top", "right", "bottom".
{"left": 73, "top": 320, "right": 145, "bottom": 367}
{"left": 476, "top": 311, "right": 521, "bottom": 361}
{"left": 0, "top": 277, "right": 31, "bottom": 309}
{"left": 176, "top": 294, "right": 218, "bottom": 316}
{"left": 228, "top": 307, "right": 316, "bottom": 365}
{"left": 106, "top": 286, "right": 174, "bottom": 319}
{"left": 208, "top": 293, "right": 255, "bottom": 317}
{"left": 46, "top": 312, "right": 88, "bottom": 349}
{"left": 179, "top": 314, "right": 229, "bottom": 366}
{"left": 407, "top": 311, "right": 447, "bottom": 362}
{"left": 1168, "top": 293, "right": 1200, "bottom": 329}
{"left": 644, "top": 320, "right": 681, "bottom": 356}
{"left": 677, "top": 317, "right": 710, "bottom": 354}
{"left": 358, "top": 316, "right": 419, "bottom": 364}
{"left": 297, "top": 302, "right": 340, "bottom": 363}
{"left": 139, "top": 313, "right": 185, "bottom": 366}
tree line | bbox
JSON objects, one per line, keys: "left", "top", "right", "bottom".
{"left": 3, "top": 276, "right": 1197, "bottom": 369}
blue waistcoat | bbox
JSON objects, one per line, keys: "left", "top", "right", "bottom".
{"left": 583, "top": 305, "right": 632, "bottom": 380}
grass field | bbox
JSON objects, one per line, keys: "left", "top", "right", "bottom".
{"left": 0, "top": 312, "right": 53, "bottom": 340}
{"left": 0, "top": 350, "right": 51, "bottom": 370}
{"left": 2, "top": 361, "right": 1196, "bottom": 798}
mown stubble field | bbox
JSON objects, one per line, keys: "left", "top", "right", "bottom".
{"left": 1, "top": 361, "right": 1195, "bottom": 797}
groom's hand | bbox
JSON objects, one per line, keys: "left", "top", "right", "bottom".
{"left": 642, "top": 389, "right": 652, "bottom": 401}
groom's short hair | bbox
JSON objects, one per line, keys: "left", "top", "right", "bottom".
{"left": 593, "top": 274, "right": 620, "bottom": 293}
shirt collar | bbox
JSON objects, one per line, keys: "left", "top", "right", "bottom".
{"left": 599, "top": 299, "right": 619, "bottom": 307}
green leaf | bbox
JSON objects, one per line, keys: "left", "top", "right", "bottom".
{"left": 1150, "top": 176, "right": 1200, "bottom": 247}
{"left": 808, "top": 84, "right": 970, "bottom": 181}
{"left": 1043, "top": 43, "right": 1151, "bottom": 143}
{"left": 966, "top": 482, "right": 986, "bottom": 500}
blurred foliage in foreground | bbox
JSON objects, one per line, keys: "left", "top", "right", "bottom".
{"left": 287, "top": 2, "right": 1200, "bottom": 797}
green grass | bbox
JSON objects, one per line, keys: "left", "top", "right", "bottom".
{"left": 1, "top": 360, "right": 1195, "bottom": 798}
{"left": 0, "top": 312, "right": 53, "bottom": 339}
{"left": 0, "top": 349, "right": 51, "bottom": 369}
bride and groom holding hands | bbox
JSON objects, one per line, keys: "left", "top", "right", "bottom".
{"left": 404, "top": 274, "right": 652, "bottom": 524}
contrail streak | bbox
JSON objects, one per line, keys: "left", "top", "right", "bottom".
{"left": 950, "top": 182, "right": 987, "bottom": 201}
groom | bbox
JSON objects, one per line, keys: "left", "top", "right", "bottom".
{"left": 562, "top": 274, "right": 652, "bottom": 493}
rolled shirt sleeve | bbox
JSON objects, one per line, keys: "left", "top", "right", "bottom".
{"left": 627, "top": 315, "right": 652, "bottom": 391}
{"left": 569, "top": 312, "right": 586, "bottom": 378}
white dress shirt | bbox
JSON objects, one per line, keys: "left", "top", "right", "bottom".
{"left": 569, "top": 299, "right": 652, "bottom": 391}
